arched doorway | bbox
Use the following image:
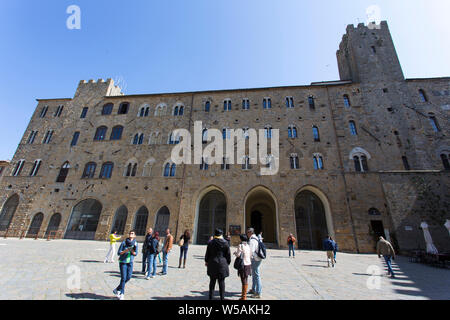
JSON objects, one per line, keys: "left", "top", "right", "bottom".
{"left": 0, "top": 194, "right": 19, "bottom": 231}
{"left": 45, "top": 213, "right": 62, "bottom": 236}
{"left": 245, "top": 187, "right": 277, "bottom": 245}
{"left": 294, "top": 190, "right": 330, "bottom": 250}
{"left": 65, "top": 199, "right": 102, "bottom": 240}
{"left": 134, "top": 206, "right": 149, "bottom": 236}
{"left": 111, "top": 205, "right": 128, "bottom": 235}
{"left": 196, "top": 190, "right": 227, "bottom": 244}
{"left": 154, "top": 206, "right": 170, "bottom": 236}
{"left": 27, "top": 213, "right": 44, "bottom": 238}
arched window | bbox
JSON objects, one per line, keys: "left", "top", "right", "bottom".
{"left": 134, "top": 207, "right": 149, "bottom": 236}
{"left": 349, "top": 120, "right": 358, "bottom": 135}
{"left": 138, "top": 134, "right": 144, "bottom": 145}
{"left": 71, "top": 132, "right": 80, "bottom": 146}
{"left": 205, "top": 101, "right": 211, "bottom": 112}
{"left": 163, "top": 163, "right": 171, "bottom": 177}
{"left": 224, "top": 99, "right": 232, "bottom": 111}
{"left": 111, "top": 206, "right": 127, "bottom": 235}
{"left": 12, "top": 160, "right": 25, "bottom": 177}
{"left": 170, "top": 164, "right": 176, "bottom": 177}
{"left": 29, "top": 159, "right": 42, "bottom": 177}
{"left": 118, "top": 102, "right": 129, "bottom": 115}
{"left": 102, "top": 103, "right": 113, "bottom": 115}
{"left": 174, "top": 106, "right": 179, "bottom": 116}
{"left": 242, "top": 99, "right": 250, "bottom": 110}
{"left": 154, "top": 206, "right": 170, "bottom": 236}
{"left": 0, "top": 194, "right": 19, "bottom": 231}
{"left": 263, "top": 98, "right": 272, "bottom": 109}
{"left": 368, "top": 208, "right": 381, "bottom": 216}
{"left": 429, "top": 115, "right": 440, "bottom": 132}
{"left": 286, "top": 97, "right": 294, "bottom": 108}
{"left": 110, "top": 126, "right": 123, "bottom": 140}
{"left": 155, "top": 104, "right": 166, "bottom": 116}
{"left": 313, "top": 154, "right": 324, "bottom": 170}
{"left": 343, "top": 94, "right": 351, "bottom": 107}
{"left": 56, "top": 162, "right": 70, "bottom": 183}
{"left": 312, "top": 126, "right": 320, "bottom": 141}
{"left": 45, "top": 213, "right": 62, "bottom": 236}
{"left": 82, "top": 162, "right": 96, "bottom": 179}
{"left": 441, "top": 153, "right": 450, "bottom": 170}
{"left": 143, "top": 159, "right": 155, "bottom": 177}
{"left": 290, "top": 154, "right": 300, "bottom": 169}
{"left": 99, "top": 162, "right": 114, "bottom": 179}
{"left": 94, "top": 126, "right": 107, "bottom": 141}
{"left": 308, "top": 96, "right": 315, "bottom": 109}
{"left": 27, "top": 213, "right": 44, "bottom": 237}
{"left": 288, "top": 125, "right": 297, "bottom": 138}
{"left": 350, "top": 148, "right": 371, "bottom": 172}
{"left": 419, "top": 89, "right": 428, "bottom": 102}
{"left": 133, "top": 134, "right": 139, "bottom": 145}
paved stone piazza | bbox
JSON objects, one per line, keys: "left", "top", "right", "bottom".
{"left": 0, "top": 238, "right": 448, "bottom": 300}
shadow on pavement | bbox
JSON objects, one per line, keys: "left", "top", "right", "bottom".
{"left": 66, "top": 293, "right": 116, "bottom": 300}
{"left": 302, "top": 264, "right": 328, "bottom": 268}
{"left": 80, "top": 260, "right": 104, "bottom": 263}
{"left": 150, "top": 290, "right": 242, "bottom": 300}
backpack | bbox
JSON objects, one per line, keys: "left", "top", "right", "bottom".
{"left": 256, "top": 239, "right": 267, "bottom": 259}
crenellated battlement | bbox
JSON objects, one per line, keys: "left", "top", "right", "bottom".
{"left": 75, "top": 78, "right": 123, "bottom": 100}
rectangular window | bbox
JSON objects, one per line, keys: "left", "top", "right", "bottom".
{"left": 54, "top": 105, "right": 64, "bottom": 117}
{"left": 43, "top": 130, "right": 54, "bottom": 144}
{"left": 13, "top": 160, "right": 25, "bottom": 176}
{"left": 27, "top": 131, "right": 38, "bottom": 144}
{"left": 80, "top": 107, "right": 88, "bottom": 118}
{"left": 402, "top": 156, "right": 410, "bottom": 170}
{"left": 39, "top": 106, "right": 48, "bottom": 118}
{"left": 308, "top": 97, "right": 315, "bottom": 109}
{"left": 429, "top": 117, "right": 440, "bottom": 132}
{"left": 71, "top": 132, "right": 80, "bottom": 146}
{"left": 29, "top": 160, "right": 42, "bottom": 177}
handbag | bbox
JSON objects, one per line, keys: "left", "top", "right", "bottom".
{"left": 233, "top": 254, "right": 244, "bottom": 271}
{"left": 178, "top": 238, "right": 184, "bottom": 247}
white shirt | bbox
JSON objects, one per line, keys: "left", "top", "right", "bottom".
{"left": 249, "top": 235, "right": 262, "bottom": 262}
{"left": 234, "top": 243, "right": 252, "bottom": 266}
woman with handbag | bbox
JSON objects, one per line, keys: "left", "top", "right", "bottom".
{"left": 178, "top": 230, "right": 191, "bottom": 268}
{"left": 233, "top": 234, "right": 252, "bottom": 300}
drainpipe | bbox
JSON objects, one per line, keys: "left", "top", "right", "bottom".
{"left": 325, "top": 86, "right": 360, "bottom": 253}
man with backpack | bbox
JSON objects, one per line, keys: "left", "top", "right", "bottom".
{"left": 323, "top": 235, "right": 336, "bottom": 268}
{"left": 247, "top": 227, "right": 265, "bottom": 299}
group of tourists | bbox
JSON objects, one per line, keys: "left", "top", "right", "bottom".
{"left": 106, "top": 228, "right": 397, "bottom": 300}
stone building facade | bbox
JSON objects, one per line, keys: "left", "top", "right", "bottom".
{"left": 0, "top": 21, "right": 449, "bottom": 253}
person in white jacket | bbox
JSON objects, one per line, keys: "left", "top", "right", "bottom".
{"left": 246, "top": 228, "right": 262, "bottom": 299}
{"left": 233, "top": 234, "right": 252, "bottom": 300}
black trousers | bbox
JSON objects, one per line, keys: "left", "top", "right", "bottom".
{"left": 142, "top": 251, "right": 149, "bottom": 272}
{"left": 209, "top": 276, "right": 225, "bottom": 300}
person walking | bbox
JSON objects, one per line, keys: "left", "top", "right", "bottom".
{"left": 145, "top": 231, "right": 159, "bottom": 279}
{"left": 159, "top": 228, "right": 173, "bottom": 275}
{"left": 377, "top": 236, "right": 396, "bottom": 278}
{"left": 113, "top": 230, "right": 138, "bottom": 300}
{"left": 323, "top": 236, "right": 336, "bottom": 268}
{"left": 331, "top": 237, "right": 338, "bottom": 264}
{"left": 247, "top": 228, "right": 263, "bottom": 299}
{"left": 287, "top": 233, "right": 296, "bottom": 258}
{"left": 142, "top": 228, "right": 153, "bottom": 274}
{"left": 178, "top": 230, "right": 191, "bottom": 268}
{"left": 205, "top": 228, "right": 231, "bottom": 300}
{"left": 104, "top": 231, "right": 121, "bottom": 263}
{"left": 233, "top": 234, "right": 252, "bottom": 300}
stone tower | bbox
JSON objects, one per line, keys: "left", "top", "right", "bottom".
{"left": 337, "top": 21, "right": 404, "bottom": 83}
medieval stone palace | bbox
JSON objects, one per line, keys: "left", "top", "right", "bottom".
{"left": 0, "top": 21, "right": 449, "bottom": 253}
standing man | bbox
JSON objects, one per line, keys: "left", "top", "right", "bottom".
{"left": 323, "top": 236, "right": 336, "bottom": 268}
{"left": 113, "top": 230, "right": 138, "bottom": 300}
{"left": 247, "top": 228, "right": 263, "bottom": 299}
{"left": 377, "top": 236, "right": 396, "bottom": 278}
{"left": 104, "top": 231, "right": 121, "bottom": 263}
{"left": 287, "top": 233, "right": 296, "bottom": 258}
{"left": 159, "top": 228, "right": 173, "bottom": 276}
{"left": 142, "top": 228, "right": 153, "bottom": 274}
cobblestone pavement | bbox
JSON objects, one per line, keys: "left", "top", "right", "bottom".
{"left": 0, "top": 238, "right": 448, "bottom": 300}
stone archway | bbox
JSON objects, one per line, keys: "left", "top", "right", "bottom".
{"left": 27, "top": 213, "right": 44, "bottom": 238}
{"left": 64, "top": 199, "right": 102, "bottom": 240}
{"left": 294, "top": 187, "right": 334, "bottom": 250}
{"left": 195, "top": 188, "right": 227, "bottom": 245}
{"left": 0, "top": 194, "right": 19, "bottom": 232}
{"left": 244, "top": 186, "right": 278, "bottom": 245}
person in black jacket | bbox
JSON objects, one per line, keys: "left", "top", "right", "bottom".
{"left": 142, "top": 228, "right": 153, "bottom": 274}
{"left": 205, "top": 228, "right": 231, "bottom": 300}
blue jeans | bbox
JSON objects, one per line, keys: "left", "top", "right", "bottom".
{"left": 180, "top": 246, "right": 188, "bottom": 260}
{"left": 142, "top": 251, "right": 149, "bottom": 273}
{"left": 116, "top": 262, "right": 133, "bottom": 295}
{"left": 383, "top": 255, "right": 395, "bottom": 276}
{"left": 146, "top": 253, "right": 157, "bottom": 277}
{"left": 162, "top": 251, "right": 170, "bottom": 274}
{"left": 251, "top": 259, "right": 262, "bottom": 295}
{"left": 288, "top": 243, "right": 295, "bottom": 257}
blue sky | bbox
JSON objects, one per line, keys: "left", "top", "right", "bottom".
{"left": 0, "top": 0, "right": 449, "bottom": 160}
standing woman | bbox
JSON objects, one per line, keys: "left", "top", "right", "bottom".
{"left": 205, "top": 229, "right": 231, "bottom": 300}
{"left": 233, "top": 234, "right": 252, "bottom": 300}
{"left": 178, "top": 230, "right": 191, "bottom": 268}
